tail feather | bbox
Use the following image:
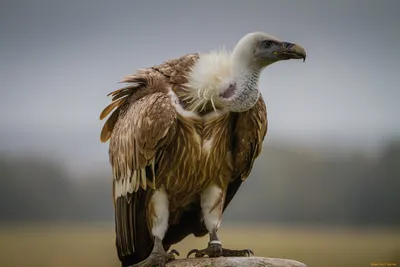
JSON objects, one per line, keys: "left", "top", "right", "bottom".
{"left": 115, "top": 191, "right": 154, "bottom": 267}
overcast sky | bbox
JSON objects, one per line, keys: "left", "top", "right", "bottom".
{"left": 0, "top": 0, "right": 399, "bottom": 170}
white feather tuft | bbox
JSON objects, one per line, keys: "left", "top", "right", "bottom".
{"left": 201, "top": 183, "right": 224, "bottom": 232}
{"left": 183, "top": 48, "right": 234, "bottom": 112}
{"left": 150, "top": 188, "right": 169, "bottom": 239}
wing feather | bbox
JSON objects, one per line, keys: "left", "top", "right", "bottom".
{"left": 110, "top": 92, "right": 177, "bottom": 199}
{"left": 99, "top": 97, "right": 126, "bottom": 120}
{"left": 101, "top": 53, "right": 201, "bottom": 265}
{"left": 108, "top": 92, "right": 177, "bottom": 264}
{"left": 232, "top": 94, "right": 268, "bottom": 181}
{"left": 100, "top": 108, "right": 121, "bottom": 143}
{"left": 222, "top": 94, "right": 268, "bottom": 213}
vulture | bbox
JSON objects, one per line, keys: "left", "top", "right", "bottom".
{"left": 99, "top": 32, "right": 306, "bottom": 267}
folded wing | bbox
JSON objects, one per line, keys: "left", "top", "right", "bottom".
{"left": 103, "top": 91, "right": 177, "bottom": 264}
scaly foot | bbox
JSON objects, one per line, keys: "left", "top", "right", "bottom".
{"left": 186, "top": 242, "right": 253, "bottom": 258}
{"left": 132, "top": 249, "right": 179, "bottom": 267}
{"left": 132, "top": 236, "right": 179, "bottom": 267}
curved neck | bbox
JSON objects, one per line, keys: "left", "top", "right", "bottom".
{"left": 230, "top": 55, "right": 261, "bottom": 101}
{"left": 222, "top": 59, "right": 261, "bottom": 112}
{"left": 230, "top": 44, "right": 262, "bottom": 90}
{"left": 234, "top": 65, "right": 260, "bottom": 91}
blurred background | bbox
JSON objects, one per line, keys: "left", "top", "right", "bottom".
{"left": 0, "top": 0, "right": 399, "bottom": 267}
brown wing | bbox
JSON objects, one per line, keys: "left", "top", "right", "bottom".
{"left": 110, "top": 92, "right": 177, "bottom": 198}
{"left": 108, "top": 93, "right": 177, "bottom": 265}
{"left": 163, "top": 95, "right": 268, "bottom": 246}
{"left": 223, "top": 94, "right": 268, "bottom": 209}
{"left": 100, "top": 53, "right": 199, "bottom": 144}
{"left": 100, "top": 53, "right": 200, "bottom": 265}
{"left": 100, "top": 69, "right": 167, "bottom": 144}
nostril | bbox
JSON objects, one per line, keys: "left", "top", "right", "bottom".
{"left": 282, "top": 42, "right": 294, "bottom": 48}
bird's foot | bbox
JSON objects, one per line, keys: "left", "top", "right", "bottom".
{"left": 186, "top": 242, "right": 253, "bottom": 258}
{"left": 132, "top": 249, "right": 179, "bottom": 267}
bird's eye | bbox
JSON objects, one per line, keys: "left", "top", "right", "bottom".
{"left": 263, "top": 41, "right": 273, "bottom": 48}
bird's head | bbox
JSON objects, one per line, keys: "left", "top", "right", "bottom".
{"left": 218, "top": 32, "right": 306, "bottom": 112}
{"left": 184, "top": 32, "right": 306, "bottom": 114}
{"left": 231, "top": 32, "right": 306, "bottom": 68}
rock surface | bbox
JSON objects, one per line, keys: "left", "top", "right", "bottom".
{"left": 165, "top": 257, "right": 307, "bottom": 267}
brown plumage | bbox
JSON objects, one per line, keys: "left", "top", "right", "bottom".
{"left": 100, "top": 32, "right": 306, "bottom": 267}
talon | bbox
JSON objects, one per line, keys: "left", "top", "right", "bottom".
{"left": 248, "top": 249, "right": 254, "bottom": 256}
{"left": 186, "top": 249, "right": 199, "bottom": 258}
{"left": 169, "top": 249, "right": 180, "bottom": 257}
{"left": 132, "top": 250, "right": 178, "bottom": 267}
{"left": 242, "top": 249, "right": 253, "bottom": 256}
{"left": 186, "top": 246, "right": 254, "bottom": 258}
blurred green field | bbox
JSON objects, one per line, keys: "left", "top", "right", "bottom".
{"left": 0, "top": 224, "right": 399, "bottom": 267}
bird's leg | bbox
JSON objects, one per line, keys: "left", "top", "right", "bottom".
{"left": 132, "top": 188, "right": 179, "bottom": 267}
{"left": 187, "top": 183, "right": 253, "bottom": 258}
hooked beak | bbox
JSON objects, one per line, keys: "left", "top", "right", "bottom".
{"left": 275, "top": 42, "right": 306, "bottom": 62}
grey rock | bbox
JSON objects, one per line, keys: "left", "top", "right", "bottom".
{"left": 166, "top": 257, "right": 307, "bottom": 267}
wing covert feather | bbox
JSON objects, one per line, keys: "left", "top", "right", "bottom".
{"left": 109, "top": 92, "right": 177, "bottom": 200}
{"left": 222, "top": 95, "right": 268, "bottom": 215}
{"left": 232, "top": 95, "right": 268, "bottom": 181}
{"left": 101, "top": 53, "right": 200, "bottom": 265}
